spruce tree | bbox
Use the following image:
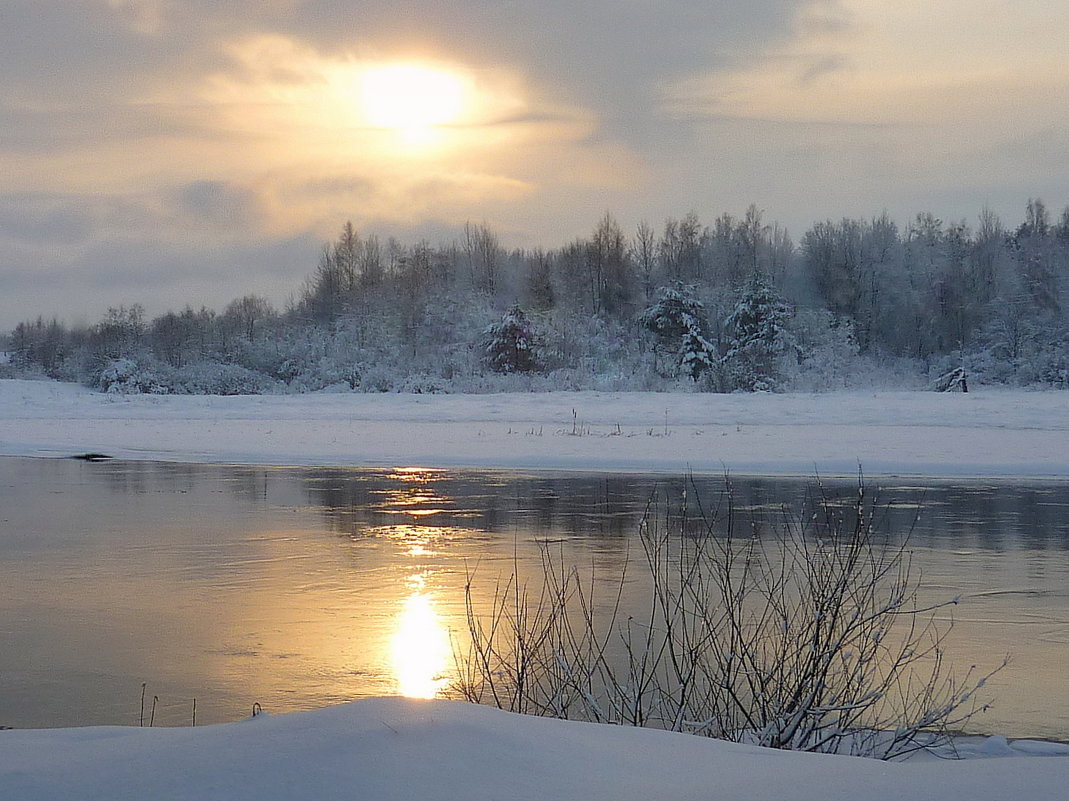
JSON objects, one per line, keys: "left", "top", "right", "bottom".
{"left": 483, "top": 305, "right": 542, "bottom": 373}
{"left": 723, "top": 278, "right": 792, "bottom": 391}
{"left": 639, "top": 285, "right": 716, "bottom": 381}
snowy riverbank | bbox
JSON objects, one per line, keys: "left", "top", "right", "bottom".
{"left": 3, "top": 698, "right": 1069, "bottom": 801}
{"left": 2, "top": 379, "right": 1068, "bottom": 477}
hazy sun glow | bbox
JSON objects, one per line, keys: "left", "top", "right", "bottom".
{"left": 360, "top": 64, "right": 467, "bottom": 143}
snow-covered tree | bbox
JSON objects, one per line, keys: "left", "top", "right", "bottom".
{"left": 90, "top": 305, "right": 147, "bottom": 363}
{"left": 679, "top": 320, "right": 716, "bottom": 381}
{"left": 723, "top": 278, "right": 793, "bottom": 391}
{"left": 223, "top": 295, "right": 275, "bottom": 342}
{"left": 523, "top": 249, "right": 556, "bottom": 311}
{"left": 465, "top": 221, "right": 501, "bottom": 295}
{"left": 10, "top": 317, "right": 68, "bottom": 376}
{"left": 483, "top": 305, "right": 542, "bottom": 374}
{"left": 639, "top": 285, "right": 715, "bottom": 381}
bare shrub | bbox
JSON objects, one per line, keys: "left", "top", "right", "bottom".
{"left": 453, "top": 476, "right": 1002, "bottom": 759}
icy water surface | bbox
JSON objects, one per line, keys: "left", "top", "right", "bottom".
{"left": 0, "top": 457, "right": 1066, "bottom": 739}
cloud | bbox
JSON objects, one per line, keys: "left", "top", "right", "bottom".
{"left": 172, "top": 180, "right": 265, "bottom": 231}
{"left": 0, "top": 194, "right": 95, "bottom": 245}
{"left": 666, "top": 1, "right": 1069, "bottom": 126}
{"left": 797, "top": 54, "right": 849, "bottom": 86}
{"left": 0, "top": 229, "right": 319, "bottom": 328}
{"left": 104, "top": 0, "right": 166, "bottom": 35}
{"left": 3, "top": 1, "right": 811, "bottom": 155}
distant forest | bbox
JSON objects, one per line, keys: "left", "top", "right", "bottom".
{"left": 5, "top": 200, "right": 1069, "bottom": 394}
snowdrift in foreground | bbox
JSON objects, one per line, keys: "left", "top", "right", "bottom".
{"left": 2, "top": 698, "right": 1068, "bottom": 801}
{"left": 2, "top": 379, "right": 1069, "bottom": 477}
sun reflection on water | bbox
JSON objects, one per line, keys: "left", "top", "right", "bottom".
{"left": 391, "top": 588, "right": 450, "bottom": 698}
{"left": 375, "top": 472, "right": 459, "bottom": 698}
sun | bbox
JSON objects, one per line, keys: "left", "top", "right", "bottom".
{"left": 359, "top": 64, "right": 467, "bottom": 143}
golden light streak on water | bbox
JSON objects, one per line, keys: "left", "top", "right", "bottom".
{"left": 391, "top": 590, "right": 451, "bottom": 699}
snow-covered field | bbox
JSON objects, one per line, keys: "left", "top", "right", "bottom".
{"left": 3, "top": 378, "right": 1069, "bottom": 799}
{"left": 1, "top": 379, "right": 1068, "bottom": 477}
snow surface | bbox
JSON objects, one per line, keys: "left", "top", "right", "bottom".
{"left": 2, "top": 698, "right": 1068, "bottom": 801}
{"left": 1, "top": 379, "right": 1068, "bottom": 477}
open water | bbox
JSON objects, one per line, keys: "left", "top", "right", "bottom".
{"left": 1, "top": 456, "right": 1066, "bottom": 739}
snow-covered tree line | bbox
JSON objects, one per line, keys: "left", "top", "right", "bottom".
{"left": 5, "top": 201, "right": 1069, "bottom": 394}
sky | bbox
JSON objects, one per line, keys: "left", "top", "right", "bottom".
{"left": 2, "top": 0, "right": 1068, "bottom": 330}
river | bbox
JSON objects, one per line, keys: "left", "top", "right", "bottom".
{"left": 1, "top": 457, "right": 1066, "bottom": 739}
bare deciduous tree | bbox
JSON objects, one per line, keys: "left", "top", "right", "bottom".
{"left": 465, "top": 221, "right": 501, "bottom": 295}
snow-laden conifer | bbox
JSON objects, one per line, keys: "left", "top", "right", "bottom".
{"left": 639, "top": 285, "right": 716, "bottom": 381}
{"left": 483, "top": 305, "right": 542, "bottom": 374}
{"left": 723, "top": 277, "right": 793, "bottom": 392}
